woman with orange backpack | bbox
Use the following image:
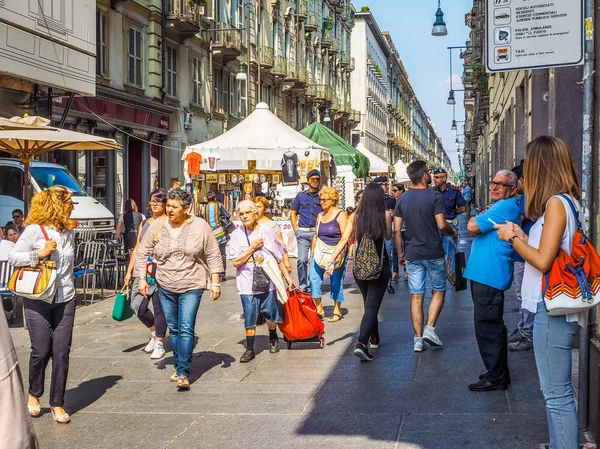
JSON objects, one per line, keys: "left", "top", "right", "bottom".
{"left": 495, "top": 136, "right": 584, "bottom": 449}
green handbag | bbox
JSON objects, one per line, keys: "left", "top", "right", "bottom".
{"left": 112, "top": 286, "right": 134, "bottom": 321}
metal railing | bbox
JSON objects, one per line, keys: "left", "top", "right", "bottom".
{"left": 307, "top": 84, "right": 333, "bottom": 101}
{"left": 212, "top": 21, "right": 242, "bottom": 51}
{"left": 259, "top": 46, "right": 274, "bottom": 67}
{"left": 272, "top": 56, "right": 288, "bottom": 76}
{"left": 297, "top": 64, "right": 308, "bottom": 84}
{"left": 339, "top": 51, "right": 350, "bottom": 66}
{"left": 348, "top": 57, "right": 355, "bottom": 71}
{"left": 329, "top": 38, "right": 339, "bottom": 53}
{"left": 305, "top": 12, "right": 318, "bottom": 30}
{"left": 322, "top": 29, "right": 333, "bottom": 45}
{"left": 297, "top": 0, "right": 308, "bottom": 20}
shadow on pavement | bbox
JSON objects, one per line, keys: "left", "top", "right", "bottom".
{"left": 154, "top": 350, "right": 235, "bottom": 384}
{"left": 65, "top": 375, "right": 122, "bottom": 415}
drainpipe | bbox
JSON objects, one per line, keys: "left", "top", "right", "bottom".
{"left": 161, "top": 0, "right": 168, "bottom": 99}
{"left": 579, "top": 0, "right": 594, "bottom": 431}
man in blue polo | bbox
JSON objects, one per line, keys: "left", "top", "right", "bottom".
{"left": 462, "top": 180, "right": 472, "bottom": 218}
{"left": 465, "top": 169, "right": 521, "bottom": 392}
{"left": 434, "top": 168, "right": 466, "bottom": 222}
{"left": 290, "top": 169, "right": 322, "bottom": 292}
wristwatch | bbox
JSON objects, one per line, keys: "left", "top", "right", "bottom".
{"left": 508, "top": 235, "right": 520, "bottom": 247}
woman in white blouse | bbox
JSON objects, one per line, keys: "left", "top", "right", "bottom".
{"left": 495, "top": 136, "right": 582, "bottom": 449}
{"left": 9, "top": 186, "right": 75, "bottom": 425}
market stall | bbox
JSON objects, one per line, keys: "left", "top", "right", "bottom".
{"left": 300, "top": 122, "right": 370, "bottom": 208}
{"left": 353, "top": 142, "right": 392, "bottom": 193}
{"left": 394, "top": 159, "right": 410, "bottom": 183}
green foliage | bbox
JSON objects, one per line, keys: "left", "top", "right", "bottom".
{"left": 323, "top": 16, "right": 334, "bottom": 30}
{"left": 360, "top": 6, "right": 370, "bottom": 12}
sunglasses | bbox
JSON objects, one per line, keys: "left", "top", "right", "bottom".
{"left": 12, "top": 215, "right": 22, "bottom": 219}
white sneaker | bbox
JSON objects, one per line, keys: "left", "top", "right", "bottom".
{"left": 423, "top": 326, "right": 443, "bottom": 347}
{"left": 414, "top": 339, "right": 427, "bottom": 352}
{"left": 144, "top": 335, "right": 156, "bottom": 353}
{"left": 150, "top": 341, "right": 165, "bottom": 359}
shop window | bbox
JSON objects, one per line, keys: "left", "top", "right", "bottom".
{"left": 127, "top": 26, "right": 143, "bottom": 87}
{"left": 96, "top": 10, "right": 107, "bottom": 76}
{"left": 192, "top": 56, "right": 202, "bottom": 106}
{"left": 165, "top": 45, "right": 178, "bottom": 97}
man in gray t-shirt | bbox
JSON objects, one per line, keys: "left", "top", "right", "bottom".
{"left": 394, "top": 160, "right": 458, "bottom": 353}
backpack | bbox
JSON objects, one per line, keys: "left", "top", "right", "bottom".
{"left": 542, "top": 194, "right": 600, "bottom": 316}
{"left": 353, "top": 235, "right": 385, "bottom": 280}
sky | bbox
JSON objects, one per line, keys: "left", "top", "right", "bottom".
{"left": 359, "top": 0, "right": 473, "bottom": 171}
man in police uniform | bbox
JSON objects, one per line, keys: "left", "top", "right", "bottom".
{"left": 433, "top": 168, "right": 466, "bottom": 222}
{"left": 290, "top": 169, "right": 322, "bottom": 292}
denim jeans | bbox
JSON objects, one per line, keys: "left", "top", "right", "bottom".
{"left": 385, "top": 239, "right": 399, "bottom": 274}
{"left": 533, "top": 302, "right": 579, "bottom": 449}
{"left": 309, "top": 255, "right": 347, "bottom": 302}
{"left": 296, "top": 229, "right": 314, "bottom": 291}
{"left": 512, "top": 261, "right": 535, "bottom": 340}
{"left": 158, "top": 287, "right": 203, "bottom": 378}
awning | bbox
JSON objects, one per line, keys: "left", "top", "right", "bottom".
{"left": 356, "top": 143, "right": 390, "bottom": 174}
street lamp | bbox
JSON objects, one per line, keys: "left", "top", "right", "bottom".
{"left": 431, "top": 0, "right": 448, "bottom": 37}
{"left": 236, "top": 62, "right": 248, "bottom": 81}
{"left": 447, "top": 90, "right": 456, "bottom": 105}
{"left": 451, "top": 119, "right": 465, "bottom": 131}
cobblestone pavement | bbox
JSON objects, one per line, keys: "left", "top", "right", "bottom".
{"left": 9, "top": 216, "right": 552, "bottom": 449}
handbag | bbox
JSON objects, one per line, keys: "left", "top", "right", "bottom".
{"left": 219, "top": 206, "right": 236, "bottom": 234}
{"left": 313, "top": 215, "right": 347, "bottom": 270}
{"left": 8, "top": 225, "right": 58, "bottom": 301}
{"left": 542, "top": 194, "right": 600, "bottom": 316}
{"left": 112, "top": 285, "right": 134, "bottom": 321}
{"left": 244, "top": 227, "right": 271, "bottom": 292}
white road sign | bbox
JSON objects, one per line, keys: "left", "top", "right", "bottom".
{"left": 486, "top": 0, "right": 584, "bottom": 72}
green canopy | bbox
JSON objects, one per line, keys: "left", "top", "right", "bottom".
{"left": 300, "top": 122, "right": 370, "bottom": 177}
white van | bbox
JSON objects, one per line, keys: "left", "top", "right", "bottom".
{"left": 0, "top": 159, "right": 115, "bottom": 233}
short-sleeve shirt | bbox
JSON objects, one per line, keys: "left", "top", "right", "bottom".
{"left": 384, "top": 195, "right": 396, "bottom": 211}
{"left": 436, "top": 187, "right": 466, "bottom": 220}
{"left": 464, "top": 197, "right": 521, "bottom": 291}
{"left": 462, "top": 186, "right": 472, "bottom": 202}
{"left": 291, "top": 190, "right": 322, "bottom": 228}
{"left": 395, "top": 188, "right": 445, "bottom": 260}
{"left": 228, "top": 224, "right": 286, "bottom": 295}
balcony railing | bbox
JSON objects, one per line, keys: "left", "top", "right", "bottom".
{"left": 321, "top": 29, "right": 333, "bottom": 47}
{"left": 305, "top": 12, "right": 318, "bottom": 31}
{"left": 347, "top": 57, "right": 355, "bottom": 72}
{"left": 307, "top": 84, "right": 333, "bottom": 101}
{"left": 212, "top": 22, "right": 242, "bottom": 54}
{"left": 331, "top": 97, "right": 340, "bottom": 111}
{"left": 166, "top": 0, "right": 202, "bottom": 41}
{"left": 297, "top": 0, "right": 308, "bottom": 21}
{"left": 339, "top": 51, "right": 350, "bottom": 66}
{"left": 351, "top": 109, "right": 361, "bottom": 124}
{"left": 297, "top": 64, "right": 308, "bottom": 84}
{"left": 329, "top": 38, "right": 339, "bottom": 54}
{"left": 272, "top": 56, "right": 288, "bottom": 77}
{"left": 259, "top": 46, "right": 274, "bottom": 68}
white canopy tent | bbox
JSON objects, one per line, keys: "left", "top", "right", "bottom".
{"left": 181, "top": 102, "right": 328, "bottom": 172}
{"left": 393, "top": 159, "right": 410, "bottom": 183}
{"left": 355, "top": 143, "right": 389, "bottom": 174}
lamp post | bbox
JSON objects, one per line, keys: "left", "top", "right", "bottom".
{"left": 431, "top": 0, "right": 448, "bottom": 36}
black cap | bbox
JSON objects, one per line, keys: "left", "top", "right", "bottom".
{"left": 433, "top": 167, "right": 447, "bottom": 175}
{"left": 372, "top": 176, "right": 388, "bottom": 184}
{"left": 307, "top": 169, "right": 321, "bottom": 180}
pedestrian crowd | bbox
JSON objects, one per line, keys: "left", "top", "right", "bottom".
{"left": 0, "top": 135, "right": 591, "bottom": 449}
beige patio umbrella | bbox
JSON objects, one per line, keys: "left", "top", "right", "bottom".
{"left": 0, "top": 115, "right": 121, "bottom": 214}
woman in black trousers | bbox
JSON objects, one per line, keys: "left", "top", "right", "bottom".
{"left": 9, "top": 186, "right": 76, "bottom": 424}
{"left": 326, "top": 183, "right": 393, "bottom": 362}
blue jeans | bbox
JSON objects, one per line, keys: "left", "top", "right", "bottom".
{"left": 533, "top": 302, "right": 579, "bottom": 449}
{"left": 385, "top": 239, "right": 399, "bottom": 274}
{"left": 513, "top": 261, "right": 535, "bottom": 339}
{"left": 296, "top": 229, "right": 314, "bottom": 291}
{"left": 158, "top": 287, "right": 203, "bottom": 378}
{"left": 309, "top": 255, "right": 347, "bottom": 302}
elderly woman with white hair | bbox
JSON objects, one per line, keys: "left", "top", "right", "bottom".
{"left": 135, "top": 189, "right": 224, "bottom": 391}
{"left": 228, "top": 200, "right": 297, "bottom": 363}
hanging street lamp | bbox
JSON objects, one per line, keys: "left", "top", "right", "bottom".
{"left": 432, "top": 0, "right": 448, "bottom": 37}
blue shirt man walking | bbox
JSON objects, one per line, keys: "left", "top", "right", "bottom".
{"left": 290, "top": 169, "right": 322, "bottom": 291}
{"left": 465, "top": 169, "right": 521, "bottom": 392}
{"left": 461, "top": 180, "right": 472, "bottom": 218}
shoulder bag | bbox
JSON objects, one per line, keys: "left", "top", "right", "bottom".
{"left": 244, "top": 227, "right": 271, "bottom": 292}
{"left": 542, "top": 194, "right": 600, "bottom": 315}
{"left": 8, "top": 225, "right": 58, "bottom": 301}
{"left": 313, "top": 213, "right": 347, "bottom": 270}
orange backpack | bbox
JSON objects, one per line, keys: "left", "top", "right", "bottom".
{"left": 542, "top": 194, "right": 600, "bottom": 316}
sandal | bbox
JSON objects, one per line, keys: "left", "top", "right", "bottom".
{"left": 28, "top": 403, "right": 41, "bottom": 417}
{"left": 328, "top": 313, "right": 342, "bottom": 323}
{"left": 51, "top": 407, "right": 70, "bottom": 424}
{"left": 318, "top": 310, "right": 326, "bottom": 319}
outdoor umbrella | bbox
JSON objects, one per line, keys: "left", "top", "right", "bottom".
{"left": 299, "top": 122, "right": 370, "bottom": 178}
{"left": 0, "top": 115, "right": 120, "bottom": 214}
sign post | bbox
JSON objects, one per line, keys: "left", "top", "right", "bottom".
{"left": 486, "top": 0, "right": 584, "bottom": 72}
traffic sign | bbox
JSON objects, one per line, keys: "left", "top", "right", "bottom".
{"left": 486, "top": 0, "right": 584, "bottom": 72}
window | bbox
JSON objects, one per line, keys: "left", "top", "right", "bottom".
{"left": 192, "top": 56, "right": 202, "bottom": 105}
{"left": 213, "top": 68, "right": 223, "bottom": 111}
{"left": 0, "top": 166, "right": 23, "bottom": 200}
{"left": 127, "top": 26, "right": 143, "bottom": 87}
{"left": 165, "top": 45, "right": 177, "bottom": 97}
{"left": 228, "top": 73, "right": 235, "bottom": 116}
{"left": 96, "top": 10, "right": 107, "bottom": 76}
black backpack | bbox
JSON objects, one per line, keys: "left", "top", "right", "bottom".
{"left": 353, "top": 235, "right": 385, "bottom": 280}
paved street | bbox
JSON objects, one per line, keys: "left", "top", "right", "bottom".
{"left": 9, "top": 219, "right": 553, "bottom": 449}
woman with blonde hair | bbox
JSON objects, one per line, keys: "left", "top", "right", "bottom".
{"left": 9, "top": 186, "right": 76, "bottom": 424}
{"left": 310, "top": 186, "right": 349, "bottom": 322}
{"left": 254, "top": 196, "right": 292, "bottom": 273}
{"left": 495, "top": 136, "right": 582, "bottom": 448}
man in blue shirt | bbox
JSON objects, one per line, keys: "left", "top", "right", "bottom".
{"left": 465, "top": 170, "right": 521, "bottom": 391}
{"left": 434, "top": 168, "right": 466, "bottom": 221}
{"left": 290, "top": 170, "right": 322, "bottom": 291}
{"left": 462, "top": 180, "right": 472, "bottom": 218}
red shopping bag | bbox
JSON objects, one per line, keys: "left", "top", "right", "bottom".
{"left": 278, "top": 289, "right": 325, "bottom": 343}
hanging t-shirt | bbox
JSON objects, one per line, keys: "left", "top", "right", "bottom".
{"left": 185, "top": 152, "right": 202, "bottom": 175}
{"left": 203, "top": 151, "right": 221, "bottom": 171}
{"left": 281, "top": 153, "right": 299, "bottom": 185}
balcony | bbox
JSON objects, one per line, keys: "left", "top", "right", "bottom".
{"left": 297, "top": 64, "right": 308, "bottom": 84}
{"left": 321, "top": 29, "right": 333, "bottom": 48}
{"left": 351, "top": 109, "right": 361, "bottom": 124}
{"left": 259, "top": 46, "right": 274, "bottom": 69}
{"left": 329, "top": 38, "right": 339, "bottom": 54}
{"left": 305, "top": 12, "right": 318, "bottom": 31}
{"left": 272, "top": 56, "right": 288, "bottom": 77}
{"left": 331, "top": 97, "right": 340, "bottom": 111}
{"left": 284, "top": 61, "right": 299, "bottom": 82}
{"left": 347, "top": 57, "right": 355, "bottom": 72}
{"left": 296, "top": 0, "right": 308, "bottom": 21}
{"left": 212, "top": 22, "right": 242, "bottom": 60}
{"left": 165, "top": 0, "right": 203, "bottom": 43}
{"left": 339, "top": 51, "right": 350, "bottom": 67}
{"left": 307, "top": 84, "right": 333, "bottom": 101}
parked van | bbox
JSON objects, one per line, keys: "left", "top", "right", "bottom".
{"left": 0, "top": 159, "right": 115, "bottom": 233}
